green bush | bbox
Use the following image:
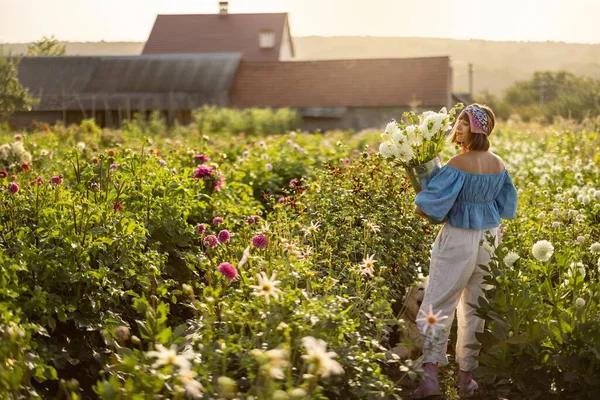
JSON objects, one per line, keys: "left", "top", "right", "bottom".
{"left": 192, "top": 105, "right": 302, "bottom": 136}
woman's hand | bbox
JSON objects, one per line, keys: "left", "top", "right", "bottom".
{"left": 414, "top": 206, "right": 427, "bottom": 218}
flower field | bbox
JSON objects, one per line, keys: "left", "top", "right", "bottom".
{"left": 1, "top": 116, "right": 600, "bottom": 399}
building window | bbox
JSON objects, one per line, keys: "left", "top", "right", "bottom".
{"left": 219, "top": 1, "right": 228, "bottom": 14}
{"left": 259, "top": 30, "right": 275, "bottom": 48}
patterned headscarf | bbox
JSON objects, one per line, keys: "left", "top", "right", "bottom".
{"left": 463, "top": 104, "right": 491, "bottom": 136}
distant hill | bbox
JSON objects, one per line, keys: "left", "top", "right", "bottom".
{"left": 293, "top": 37, "right": 600, "bottom": 97}
{"left": 2, "top": 37, "right": 599, "bottom": 96}
{"left": 1, "top": 41, "right": 145, "bottom": 56}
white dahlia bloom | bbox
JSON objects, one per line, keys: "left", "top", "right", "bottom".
{"left": 391, "top": 129, "right": 406, "bottom": 144}
{"left": 301, "top": 336, "right": 344, "bottom": 378}
{"left": 581, "top": 195, "right": 591, "bottom": 205}
{"left": 379, "top": 142, "right": 394, "bottom": 158}
{"left": 532, "top": 240, "right": 554, "bottom": 262}
{"left": 568, "top": 262, "right": 586, "bottom": 278}
{"left": 391, "top": 142, "right": 414, "bottom": 162}
{"left": 419, "top": 122, "right": 434, "bottom": 140}
{"left": 503, "top": 251, "right": 520, "bottom": 267}
{"left": 382, "top": 121, "right": 399, "bottom": 139}
{"left": 481, "top": 241, "right": 494, "bottom": 255}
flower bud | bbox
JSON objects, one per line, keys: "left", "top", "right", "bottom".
{"left": 217, "top": 376, "right": 237, "bottom": 398}
{"left": 115, "top": 326, "right": 130, "bottom": 341}
{"left": 272, "top": 390, "right": 290, "bottom": 400}
{"left": 182, "top": 284, "right": 193, "bottom": 295}
{"left": 289, "top": 388, "right": 308, "bottom": 399}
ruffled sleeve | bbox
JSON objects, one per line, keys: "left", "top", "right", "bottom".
{"left": 495, "top": 171, "right": 518, "bottom": 219}
{"left": 415, "top": 165, "right": 466, "bottom": 222}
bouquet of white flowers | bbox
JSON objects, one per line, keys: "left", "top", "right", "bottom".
{"left": 379, "top": 104, "right": 464, "bottom": 193}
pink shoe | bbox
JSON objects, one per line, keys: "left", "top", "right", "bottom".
{"left": 458, "top": 379, "right": 479, "bottom": 398}
{"left": 412, "top": 363, "right": 442, "bottom": 399}
{"left": 458, "top": 370, "right": 479, "bottom": 398}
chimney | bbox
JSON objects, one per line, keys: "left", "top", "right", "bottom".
{"left": 219, "top": 1, "right": 228, "bottom": 15}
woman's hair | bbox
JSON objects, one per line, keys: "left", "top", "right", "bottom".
{"left": 449, "top": 103, "right": 495, "bottom": 151}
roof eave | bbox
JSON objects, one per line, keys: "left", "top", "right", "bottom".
{"left": 285, "top": 14, "right": 295, "bottom": 58}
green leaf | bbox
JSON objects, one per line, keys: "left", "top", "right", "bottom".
{"left": 57, "top": 309, "right": 67, "bottom": 323}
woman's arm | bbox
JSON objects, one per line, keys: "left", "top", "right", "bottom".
{"left": 414, "top": 205, "right": 427, "bottom": 218}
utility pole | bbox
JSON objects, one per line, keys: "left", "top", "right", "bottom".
{"left": 468, "top": 63, "right": 473, "bottom": 96}
{"left": 539, "top": 81, "right": 547, "bottom": 107}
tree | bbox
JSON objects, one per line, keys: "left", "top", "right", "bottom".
{"left": 27, "top": 35, "right": 66, "bottom": 56}
{"left": 498, "top": 71, "right": 600, "bottom": 122}
{"left": 0, "top": 48, "right": 33, "bottom": 120}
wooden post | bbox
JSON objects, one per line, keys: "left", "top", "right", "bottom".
{"left": 104, "top": 97, "right": 111, "bottom": 128}
{"left": 76, "top": 95, "right": 88, "bottom": 120}
{"left": 169, "top": 91, "right": 175, "bottom": 126}
{"left": 92, "top": 94, "right": 96, "bottom": 122}
{"left": 61, "top": 87, "right": 66, "bottom": 125}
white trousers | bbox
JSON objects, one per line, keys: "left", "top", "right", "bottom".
{"left": 417, "top": 223, "right": 497, "bottom": 372}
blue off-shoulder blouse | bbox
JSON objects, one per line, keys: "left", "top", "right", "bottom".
{"left": 415, "top": 164, "right": 518, "bottom": 230}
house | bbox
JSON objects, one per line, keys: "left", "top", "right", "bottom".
{"left": 12, "top": 2, "right": 454, "bottom": 131}
{"left": 143, "top": 2, "right": 294, "bottom": 61}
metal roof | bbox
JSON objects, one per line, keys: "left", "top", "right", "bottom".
{"left": 17, "top": 54, "right": 242, "bottom": 111}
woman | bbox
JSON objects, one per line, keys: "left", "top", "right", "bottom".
{"left": 412, "top": 104, "right": 518, "bottom": 398}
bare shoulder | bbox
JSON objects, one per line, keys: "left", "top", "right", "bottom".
{"left": 446, "top": 154, "right": 467, "bottom": 168}
{"left": 446, "top": 151, "right": 505, "bottom": 174}
{"left": 488, "top": 151, "right": 506, "bottom": 170}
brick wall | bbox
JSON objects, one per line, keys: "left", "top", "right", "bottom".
{"left": 230, "top": 57, "right": 451, "bottom": 109}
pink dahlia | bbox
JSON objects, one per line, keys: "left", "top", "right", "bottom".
{"left": 193, "top": 154, "right": 210, "bottom": 163}
{"left": 217, "top": 262, "right": 238, "bottom": 281}
{"left": 213, "top": 217, "right": 224, "bottom": 226}
{"left": 50, "top": 175, "right": 63, "bottom": 185}
{"left": 217, "top": 230, "right": 231, "bottom": 243}
{"left": 203, "top": 235, "right": 218, "bottom": 248}
{"left": 218, "top": 263, "right": 237, "bottom": 281}
{"left": 197, "top": 223, "right": 206, "bottom": 235}
{"left": 251, "top": 234, "right": 268, "bottom": 249}
{"left": 8, "top": 182, "right": 19, "bottom": 194}
{"left": 246, "top": 215, "right": 261, "bottom": 224}
{"left": 212, "top": 171, "right": 224, "bottom": 191}
{"left": 193, "top": 165, "right": 213, "bottom": 179}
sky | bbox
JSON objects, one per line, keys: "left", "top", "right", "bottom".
{"left": 0, "top": 0, "right": 598, "bottom": 44}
